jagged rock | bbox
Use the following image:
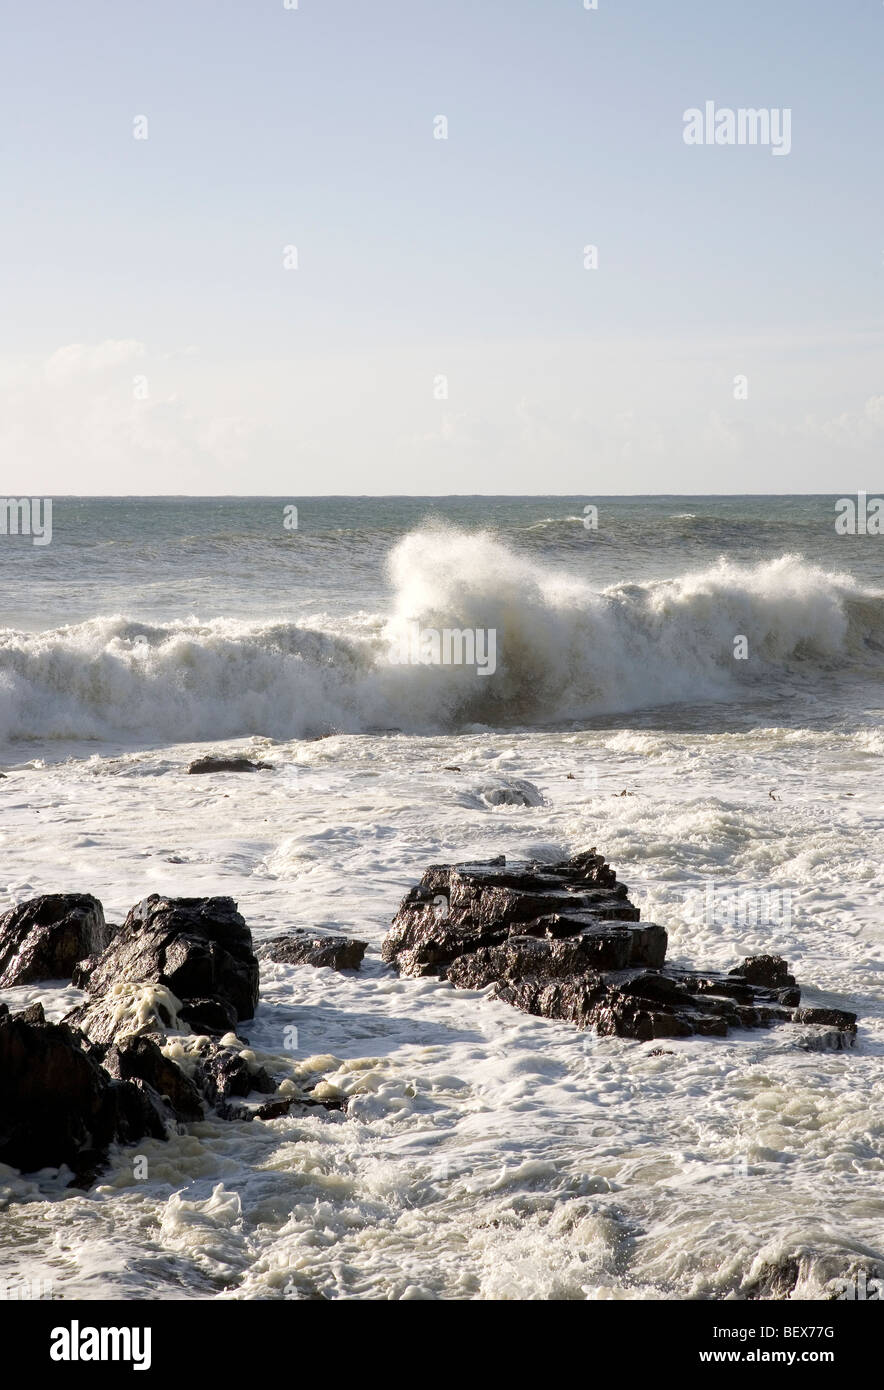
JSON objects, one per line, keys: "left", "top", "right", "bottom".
{"left": 383, "top": 852, "right": 640, "bottom": 978}
{"left": 0, "top": 894, "right": 113, "bottom": 987}
{"left": 72, "top": 953, "right": 102, "bottom": 989}
{"left": 177, "top": 996, "right": 239, "bottom": 1036}
{"left": 12, "top": 1001, "right": 46, "bottom": 1026}
{"left": 0, "top": 1012, "right": 165, "bottom": 1181}
{"left": 261, "top": 930, "right": 367, "bottom": 971}
{"left": 102, "top": 1035, "right": 204, "bottom": 1123}
{"left": 383, "top": 853, "right": 859, "bottom": 1045}
{"left": 70, "top": 895, "right": 259, "bottom": 1030}
{"left": 193, "top": 1046, "right": 275, "bottom": 1108}
{"left": 792, "top": 1007, "right": 859, "bottom": 1051}
{"left": 187, "top": 756, "right": 272, "bottom": 774}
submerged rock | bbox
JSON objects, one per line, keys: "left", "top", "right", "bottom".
{"left": 383, "top": 852, "right": 859, "bottom": 1044}
{"left": 0, "top": 893, "right": 113, "bottom": 987}
{"left": 187, "top": 755, "right": 272, "bottom": 774}
{"left": 261, "top": 930, "right": 367, "bottom": 971}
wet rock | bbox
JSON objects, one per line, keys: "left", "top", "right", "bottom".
{"left": 102, "top": 1035, "right": 204, "bottom": 1123}
{"left": 261, "top": 930, "right": 367, "bottom": 971}
{"left": 383, "top": 852, "right": 639, "bottom": 979}
{"left": 248, "top": 1091, "right": 347, "bottom": 1120}
{"left": 64, "top": 981, "right": 183, "bottom": 1047}
{"left": 0, "top": 893, "right": 113, "bottom": 987}
{"left": 793, "top": 1006, "right": 858, "bottom": 1033}
{"left": 466, "top": 778, "right": 544, "bottom": 808}
{"left": 383, "top": 852, "right": 859, "bottom": 1045}
{"left": 176, "top": 996, "right": 239, "bottom": 1036}
{"left": 193, "top": 1045, "right": 275, "bottom": 1108}
{"left": 0, "top": 1012, "right": 165, "bottom": 1181}
{"left": 73, "top": 894, "right": 259, "bottom": 1027}
{"left": 731, "top": 954, "right": 794, "bottom": 989}
{"left": 187, "top": 755, "right": 273, "bottom": 774}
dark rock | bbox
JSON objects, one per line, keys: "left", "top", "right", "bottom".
{"left": 249, "top": 1091, "right": 347, "bottom": 1120}
{"left": 193, "top": 1045, "right": 275, "bottom": 1108}
{"left": 261, "top": 930, "right": 367, "bottom": 971}
{"left": 730, "top": 955, "right": 794, "bottom": 989}
{"left": 12, "top": 1001, "right": 46, "bottom": 1026}
{"left": 383, "top": 852, "right": 639, "bottom": 979}
{"left": 0, "top": 894, "right": 113, "bottom": 987}
{"left": 383, "top": 853, "right": 860, "bottom": 1045}
{"left": 72, "top": 953, "right": 102, "bottom": 989}
{"left": 0, "top": 1012, "right": 165, "bottom": 1180}
{"left": 177, "top": 996, "right": 239, "bottom": 1036}
{"left": 102, "top": 1035, "right": 204, "bottom": 1123}
{"left": 793, "top": 1006, "right": 857, "bottom": 1033}
{"left": 69, "top": 894, "right": 259, "bottom": 1033}
{"left": 187, "top": 756, "right": 272, "bottom": 774}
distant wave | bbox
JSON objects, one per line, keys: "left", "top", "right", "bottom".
{"left": 0, "top": 526, "right": 881, "bottom": 742}
{"left": 524, "top": 515, "right": 586, "bottom": 530}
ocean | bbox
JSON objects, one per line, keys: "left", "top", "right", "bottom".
{"left": 0, "top": 494, "right": 882, "bottom": 1300}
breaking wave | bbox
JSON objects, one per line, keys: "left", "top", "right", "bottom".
{"left": 0, "top": 527, "right": 881, "bottom": 743}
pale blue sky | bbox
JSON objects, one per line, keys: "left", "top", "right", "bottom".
{"left": 1, "top": 0, "right": 882, "bottom": 492}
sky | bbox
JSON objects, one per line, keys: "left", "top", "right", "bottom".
{"left": 1, "top": 0, "right": 882, "bottom": 494}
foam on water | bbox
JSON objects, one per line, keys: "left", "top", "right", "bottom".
{"left": 0, "top": 718, "right": 881, "bottom": 1300}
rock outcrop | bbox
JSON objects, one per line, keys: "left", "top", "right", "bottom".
{"left": 383, "top": 852, "right": 858, "bottom": 1044}
{"left": 0, "top": 1008, "right": 165, "bottom": 1182}
{"left": 65, "top": 894, "right": 259, "bottom": 1040}
{"left": 260, "top": 930, "right": 367, "bottom": 971}
{"left": 0, "top": 890, "right": 347, "bottom": 1181}
{"left": 0, "top": 894, "right": 113, "bottom": 987}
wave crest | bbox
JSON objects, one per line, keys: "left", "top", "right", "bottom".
{"left": 0, "top": 528, "right": 880, "bottom": 742}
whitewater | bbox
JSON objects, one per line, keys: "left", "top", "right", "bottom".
{"left": 1, "top": 497, "right": 882, "bottom": 1300}
{"left": 1, "top": 528, "right": 881, "bottom": 743}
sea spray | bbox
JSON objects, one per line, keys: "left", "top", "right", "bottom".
{"left": 0, "top": 529, "right": 880, "bottom": 743}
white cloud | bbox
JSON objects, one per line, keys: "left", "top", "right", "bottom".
{"left": 1, "top": 335, "right": 882, "bottom": 493}
{"left": 43, "top": 339, "right": 146, "bottom": 384}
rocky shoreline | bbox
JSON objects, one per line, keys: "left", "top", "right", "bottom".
{"left": 0, "top": 891, "right": 349, "bottom": 1185}
{"left": 0, "top": 850, "right": 859, "bottom": 1190}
